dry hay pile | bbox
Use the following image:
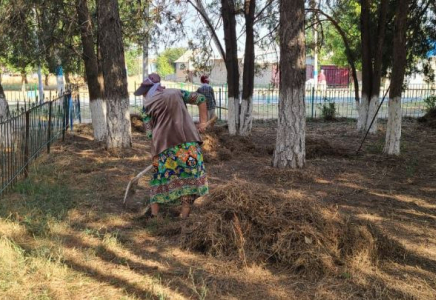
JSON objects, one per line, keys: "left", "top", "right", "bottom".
{"left": 202, "top": 127, "right": 349, "bottom": 162}
{"left": 130, "top": 113, "right": 145, "bottom": 133}
{"left": 257, "top": 166, "right": 318, "bottom": 184}
{"left": 418, "top": 108, "right": 436, "bottom": 128}
{"left": 157, "top": 183, "right": 400, "bottom": 278}
{"left": 201, "top": 127, "right": 255, "bottom": 163}
{"left": 306, "top": 137, "right": 349, "bottom": 159}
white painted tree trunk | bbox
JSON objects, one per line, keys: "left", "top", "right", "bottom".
{"left": 105, "top": 99, "right": 131, "bottom": 149}
{"left": 239, "top": 98, "right": 253, "bottom": 136}
{"left": 366, "top": 95, "right": 379, "bottom": 133}
{"left": 357, "top": 94, "right": 369, "bottom": 131}
{"left": 0, "top": 94, "right": 9, "bottom": 120}
{"left": 227, "top": 97, "right": 239, "bottom": 135}
{"left": 384, "top": 96, "right": 402, "bottom": 155}
{"left": 273, "top": 88, "right": 306, "bottom": 168}
{"left": 90, "top": 99, "right": 107, "bottom": 141}
{"left": 0, "top": 93, "right": 10, "bottom": 146}
{"left": 357, "top": 94, "right": 378, "bottom": 133}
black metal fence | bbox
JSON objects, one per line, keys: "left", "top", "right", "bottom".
{"left": 0, "top": 93, "right": 71, "bottom": 197}
{"left": 9, "top": 84, "right": 434, "bottom": 126}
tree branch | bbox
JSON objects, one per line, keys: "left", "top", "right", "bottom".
{"left": 186, "top": 0, "right": 226, "bottom": 61}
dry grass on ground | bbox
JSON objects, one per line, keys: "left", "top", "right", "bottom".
{"left": 1, "top": 119, "right": 436, "bottom": 299}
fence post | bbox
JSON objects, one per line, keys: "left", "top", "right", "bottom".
{"left": 47, "top": 101, "right": 53, "bottom": 154}
{"left": 69, "top": 94, "right": 73, "bottom": 131}
{"left": 62, "top": 94, "right": 67, "bottom": 141}
{"left": 219, "top": 88, "right": 222, "bottom": 120}
{"left": 24, "top": 111, "right": 30, "bottom": 178}
{"left": 77, "top": 94, "right": 82, "bottom": 123}
{"left": 311, "top": 87, "right": 315, "bottom": 118}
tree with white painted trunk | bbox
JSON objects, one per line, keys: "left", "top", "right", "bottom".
{"left": 239, "top": 0, "right": 256, "bottom": 136}
{"left": 0, "top": 83, "right": 9, "bottom": 120}
{"left": 76, "top": 0, "right": 106, "bottom": 142}
{"left": 358, "top": 0, "right": 388, "bottom": 134}
{"left": 0, "top": 83, "right": 10, "bottom": 146}
{"left": 98, "top": 0, "right": 131, "bottom": 149}
{"left": 188, "top": 0, "right": 271, "bottom": 136}
{"left": 272, "top": 0, "right": 306, "bottom": 169}
{"left": 221, "top": 0, "right": 240, "bottom": 135}
{"left": 384, "top": 0, "right": 409, "bottom": 155}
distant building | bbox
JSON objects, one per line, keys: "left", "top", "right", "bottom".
{"left": 173, "top": 50, "right": 316, "bottom": 87}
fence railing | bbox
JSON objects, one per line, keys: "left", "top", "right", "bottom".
{"left": 0, "top": 93, "right": 71, "bottom": 197}
{"left": 6, "top": 85, "right": 435, "bottom": 129}
{"left": 136, "top": 85, "right": 434, "bottom": 120}
{"left": 57, "top": 86, "right": 435, "bottom": 123}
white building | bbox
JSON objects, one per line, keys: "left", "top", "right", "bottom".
{"left": 173, "top": 50, "right": 315, "bottom": 87}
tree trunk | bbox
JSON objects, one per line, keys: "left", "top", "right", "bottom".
{"left": 65, "top": 72, "right": 71, "bottom": 84}
{"left": 21, "top": 72, "right": 28, "bottom": 84}
{"left": 0, "top": 83, "right": 9, "bottom": 120}
{"left": 0, "top": 84, "right": 10, "bottom": 146}
{"left": 0, "top": 83, "right": 9, "bottom": 146}
{"left": 358, "top": 0, "right": 388, "bottom": 133}
{"left": 358, "top": 0, "right": 372, "bottom": 132}
{"left": 77, "top": 0, "right": 106, "bottom": 141}
{"left": 98, "top": 0, "right": 131, "bottom": 149}
{"left": 384, "top": 0, "right": 409, "bottom": 155}
{"left": 239, "top": 0, "right": 255, "bottom": 136}
{"left": 221, "top": 0, "right": 240, "bottom": 135}
{"left": 273, "top": 0, "right": 306, "bottom": 169}
{"left": 191, "top": 0, "right": 226, "bottom": 61}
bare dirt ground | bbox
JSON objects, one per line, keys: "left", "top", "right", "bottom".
{"left": 2, "top": 119, "right": 436, "bottom": 299}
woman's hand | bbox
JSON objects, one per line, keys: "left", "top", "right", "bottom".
{"left": 196, "top": 122, "right": 207, "bottom": 133}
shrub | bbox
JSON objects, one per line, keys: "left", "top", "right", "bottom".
{"left": 423, "top": 95, "right": 436, "bottom": 112}
{"left": 318, "top": 98, "right": 337, "bottom": 121}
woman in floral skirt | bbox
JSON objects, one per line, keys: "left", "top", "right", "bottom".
{"left": 134, "top": 73, "right": 209, "bottom": 218}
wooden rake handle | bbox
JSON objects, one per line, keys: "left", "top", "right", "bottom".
{"left": 122, "top": 115, "right": 218, "bottom": 207}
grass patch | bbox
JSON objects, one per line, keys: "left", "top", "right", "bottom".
{"left": 1, "top": 166, "right": 76, "bottom": 237}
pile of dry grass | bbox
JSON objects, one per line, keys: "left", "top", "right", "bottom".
{"left": 157, "top": 183, "right": 398, "bottom": 278}
{"left": 202, "top": 127, "right": 349, "bottom": 163}
{"left": 418, "top": 108, "right": 436, "bottom": 128}
{"left": 201, "top": 127, "right": 255, "bottom": 163}
{"left": 130, "top": 113, "right": 145, "bottom": 133}
{"left": 257, "top": 166, "right": 318, "bottom": 184}
{"left": 306, "top": 137, "right": 349, "bottom": 159}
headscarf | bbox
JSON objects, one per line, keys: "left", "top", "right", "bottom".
{"left": 134, "top": 73, "right": 165, "bottom": 101}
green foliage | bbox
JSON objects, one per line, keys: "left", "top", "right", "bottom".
{"left": 424, "top": 95, "right": 436, "bottom": 112}
{"left": 156, "top": 48, "right": 186, "bottom": 78}
{"left": 125, "top": 47, "right": 142, "bottom": 76}
{"left": 306, "top": 0, "right": 361, "bottom": 69}
{"left": 318, "top": 98, "right": 337, "bottom": 121}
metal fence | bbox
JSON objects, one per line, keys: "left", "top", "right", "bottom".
{"left": 0, "top": 93, "right": 71, "bottom": 196}
{"left": 6, "top": 84, "right": 435, "bottom": 125}
{"left": 60, "top": 86, "right": 435, "bottom": 123}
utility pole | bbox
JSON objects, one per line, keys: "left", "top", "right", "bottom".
{"left": 33, "top": 7, "right": 44, "bottom": 103}
{"left": 312, "top": 0, "right": 318, "bottom": 89}
{"left": 142, "top": 1, "right": 149, "bottom": 80}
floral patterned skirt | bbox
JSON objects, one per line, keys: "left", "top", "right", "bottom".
{"left": 150, "top": 142, "right": 208, "bottom": 204}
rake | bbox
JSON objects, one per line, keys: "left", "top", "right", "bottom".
{"left": 122, "top": 115, "right": 218, "bottom": 208}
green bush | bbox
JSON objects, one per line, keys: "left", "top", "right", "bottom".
{"left": 318, "top": 98, "right": 337, "bottom": 121}
{"left": 423, "top": 95, "right": 436, "bottom": 112}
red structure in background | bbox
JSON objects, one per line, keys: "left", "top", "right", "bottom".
{"left": 320, "top": 65, "right": 350, "bottom": 87}
{"left": 270, "top": 64, "right": 350, "bottom": 88}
